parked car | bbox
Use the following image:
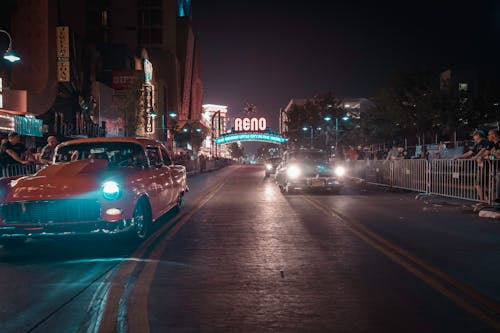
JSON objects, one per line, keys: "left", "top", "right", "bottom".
{"left": 0, "top": 137, "right": 188, "bottom": 248}
{"left": 275, "top": 148, "right": 345, "bottom": 194}
{"left": 264, "top": 157, "right": 282, "bottom": 177}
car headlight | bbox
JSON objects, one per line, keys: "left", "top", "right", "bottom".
{"left": 265, "top": 163, "right": 273, "bottom": 170}
{"left": 287, "top": 165, "right": 302, "bottom": 179}
{"left": 102, "top": 181, "right": 121, "bottom": 200}
{"left": 334, "top": 166, "right": 346, "bottom": 177}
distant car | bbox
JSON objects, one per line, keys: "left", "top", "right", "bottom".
{"left": 0, "top": 137, "right": 188, "bottom": 248}
{"left": 275, "top": 148, "right": 345, "bottom": 194}
{"left": 264, "top": 157, "right": 282, "bottom": 177}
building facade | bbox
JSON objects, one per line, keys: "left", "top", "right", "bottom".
{"left": 1, "top": 0, "right": 204, "bottom": 148}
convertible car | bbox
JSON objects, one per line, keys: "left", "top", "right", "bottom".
{"left": 275, "top": 148, "right": 345, "bottom": 194}
{"left": 0, "top": 137, "right": 188, "bottom": 247}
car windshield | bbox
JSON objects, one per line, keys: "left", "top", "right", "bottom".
{"left": 267, "top": 158, "right": 281, "bottom": 163}
{"left": 55, "top": 142, "right": 148, "bottom": 167}
{"left": 287, "top": 151, "right": 327, "bottom": 163}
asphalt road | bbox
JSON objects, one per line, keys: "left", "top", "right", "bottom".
{"left": 0, "top": 164, "right": 500, "bottom": 332}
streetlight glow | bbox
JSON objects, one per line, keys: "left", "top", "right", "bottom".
{"left": 0, "top": 30, "right": 21, "bottom": 63}
{"left": 324, "top": 116, "right": 332, "bottom": 121}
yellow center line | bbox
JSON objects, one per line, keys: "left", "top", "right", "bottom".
{"left": 126, "top": 181, "right": 225, "bottom": 333}
{"left": 98, "top": 168, "right": 233, "bottom": 333}
{"left": 302, "top": 195, "right": 500, "bottom": 331}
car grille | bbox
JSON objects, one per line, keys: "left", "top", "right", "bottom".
{"left": 1, "top": 199, "right": 101, "bottom": 224}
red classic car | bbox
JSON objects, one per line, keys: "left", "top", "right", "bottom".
{"left": 0, "top": 137, "right": 188, "bottom": 247}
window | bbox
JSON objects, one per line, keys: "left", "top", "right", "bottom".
{"left": 146, "top": 146, "right": 161, "bottom": 167}
{"left": 160, "top": 147, "right": 172, "bottom": 166}
{"left": 101, "top": 10, "right": 108, "bottom": 27}
{"left": 459, "top": 83, "right": 468, "bottom": 92}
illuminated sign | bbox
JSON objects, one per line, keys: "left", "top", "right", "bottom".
{"left": 146, "top": 114, "right": 155, "bottom": 134}
{"left": 144, "top": 59, "right": 153, "bottom": 83}
{"left": 215, "top": 132, "right": 287, "bottom": 145}
{"left": 56, "top": 26, "right": 70, "bottom": 82}
{"left": 234, "top": 117, "right": 267, "bottom": 132}
{"left": 112, "top": 71, "right": 135, "bottom": 90}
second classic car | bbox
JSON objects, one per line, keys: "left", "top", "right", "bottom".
{"left": 0, "top": 137, "right": 188, "bottom": 247}
{"left": 275, "top": 148, "right": 345, "bottom": 194}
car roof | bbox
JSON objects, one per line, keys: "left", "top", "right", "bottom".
{"left": 57, "top": 137, "right": 163, "bottom": 149}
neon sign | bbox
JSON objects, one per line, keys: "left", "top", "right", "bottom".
{"left": 234, "top": 117, "right": 267, "bottom": 132}
{"left": 215, "top": 132, "right": 287, "bottom": 145}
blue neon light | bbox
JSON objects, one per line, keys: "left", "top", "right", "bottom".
{"left": 215, "top": 132, "right": 288, "bottom": 144}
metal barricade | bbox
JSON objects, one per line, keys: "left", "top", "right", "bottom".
{"left": 357, "top": 160, "right": 392, "bottom": 187}
{"left": 352, "top": 158, "right": 496, "bottom": 204}
{"left": 392, "top": 159, "right": 429, "bottom": 192}
{"left": 429, "top": 159, "right": 487, "bottom": 203}
{"left": 1, "top": 163, "right": 39, "bottom": 178}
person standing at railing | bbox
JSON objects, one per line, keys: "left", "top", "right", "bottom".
{"left": 384, "top": 145, "right": 405, "bottom": 163}
{"left": 39, "top": 136, "right": 58, "bottom": 165}
{"left": 0, "top": 132, "right": 29, "bottom": 166}
{"left": 485, "top": 129, "right": 500, "bottom": 206}
{"left": 453, "top": 130, "right": 492, "bottom": 203}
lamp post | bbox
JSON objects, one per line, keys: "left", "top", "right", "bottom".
{"left": 0, "top": 30, "right": 21, "bottom": 63}
{"left": 324, "top": 114, "right": 350, "bottom": 157}
{"left": 211, "top": 110, "right": 221, "bottom": 157}
{"left": 302, "top": 125, "right": 313, "bottom": 148}
{"left": 165, "top": 111, "right": 177, "bottom": 151}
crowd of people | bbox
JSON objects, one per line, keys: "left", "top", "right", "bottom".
{"left": 0, "top": 132, "right": 58, "bottom": 169}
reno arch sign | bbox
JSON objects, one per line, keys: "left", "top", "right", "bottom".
{"left": 234, "top": 117, "right": 267, "bottom": 132}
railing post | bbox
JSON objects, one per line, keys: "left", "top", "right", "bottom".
{"left": 426, "top": 160, "right": 431, "bottom": 195}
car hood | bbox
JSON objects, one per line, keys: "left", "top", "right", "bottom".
{"left": 5, "top": 159, "right": 118, "bottom": 202}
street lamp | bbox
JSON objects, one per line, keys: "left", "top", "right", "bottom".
{"left": 324, "top": 114, "right": 350, "bottom": 157}
{"left": 302, "top": 125, "right": 314, "bottom": 148}
{"left": 0, "top": 30, "right": 21, "bottom": 63}
{"left": 211, "top": 110, "right": 221, "bottom": 157}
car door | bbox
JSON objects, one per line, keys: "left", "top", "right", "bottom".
{"left": 145, "top": 146, "right": 165, "bottom": 218}
{"left": 159, "top": 146, "right": 176, "bottom": 208}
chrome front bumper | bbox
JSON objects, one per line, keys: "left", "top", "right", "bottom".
{"left": 0, "top": 219, "right": 135, "bottom": 238}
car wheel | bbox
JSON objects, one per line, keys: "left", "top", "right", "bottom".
{"left": 133, "top": 200, "right": 152, "bottom": 241}
{"left": 176, "top": 192, "right": 184, "bottom": 210}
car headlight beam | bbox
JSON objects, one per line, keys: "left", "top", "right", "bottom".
{"left": 287, "top": 165, "right": 302, "bottom": 179}
{"left": 265, "top": 163, "right": 273, "bottom": 170}
{"left": 102, "top": 181, "right": 121, "bottom": 200}
{"left": 334, "top": 166, "right": 346, "bottom": 177}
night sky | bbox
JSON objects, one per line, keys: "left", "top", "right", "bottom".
{"left": 192, "top": 0, "right": 500, "bottom": 140}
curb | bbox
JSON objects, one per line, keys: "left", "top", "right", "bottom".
{"left": 478, "top": 209, "right": 500, "bottom": 220}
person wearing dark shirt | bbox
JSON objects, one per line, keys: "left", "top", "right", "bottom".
{"left": 453, "top": 130, "right": 492, "bottom": 160}
{"left": 454, "top": 130, "right": 492, "bottom": 203}
{"left": 0, "top": 132, "right": 28, "bottom": 166}
{"left": 486, "top": 129, "right": 500, "bottom": 205}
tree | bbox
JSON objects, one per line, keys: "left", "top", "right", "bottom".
{"left": 284, "top": 91, "right": 344, "bottom": 150}
{"left": 228, "top": 142, "right": 244, "bottom": 159}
